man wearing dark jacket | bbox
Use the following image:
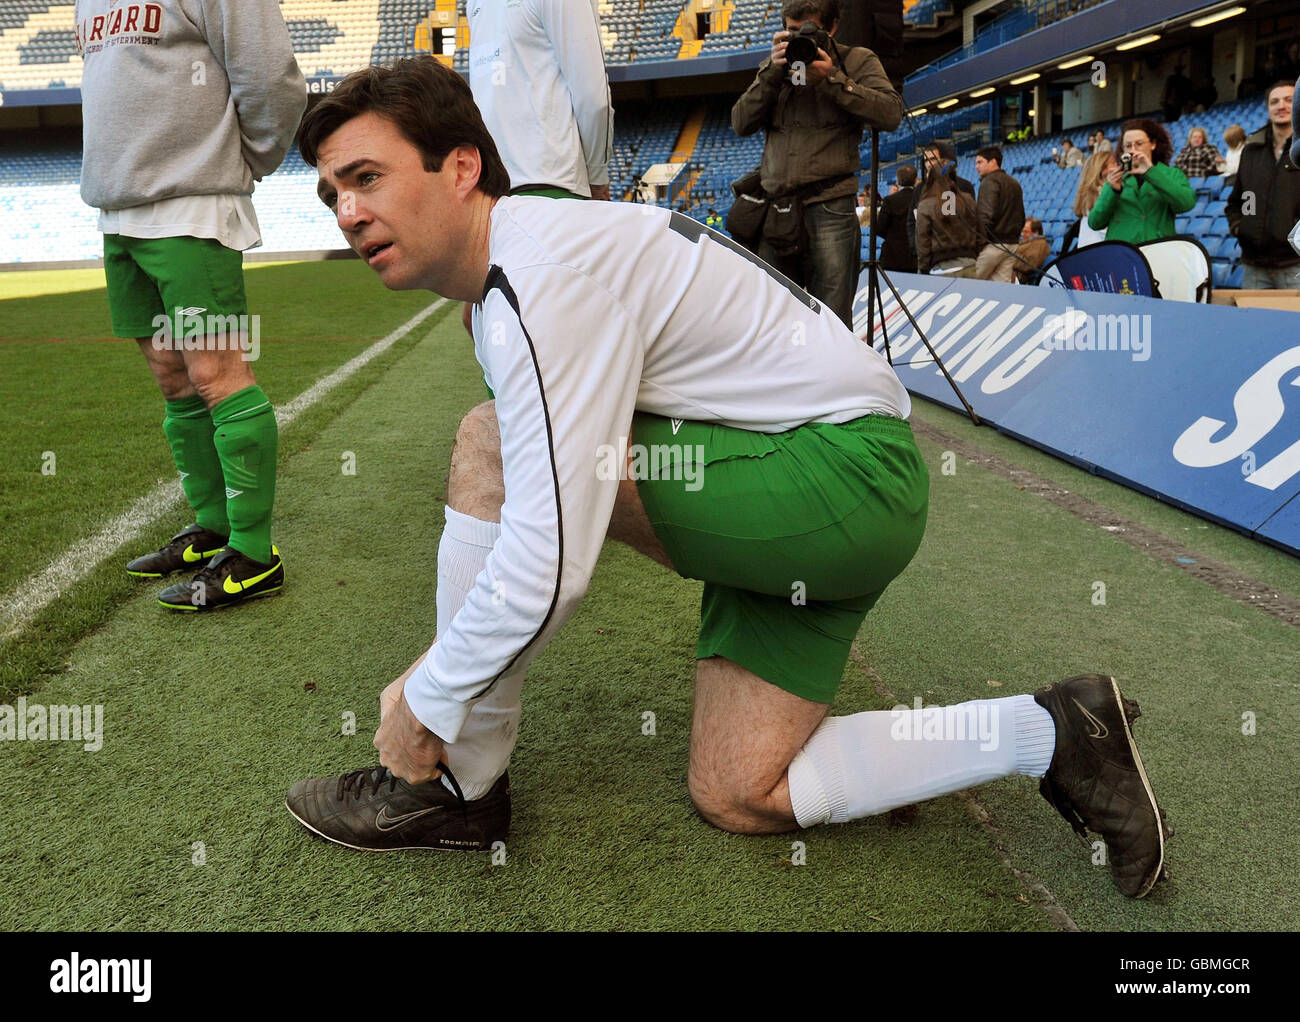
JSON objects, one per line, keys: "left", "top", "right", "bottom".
{"left": 973, "top": 146, "right": 1026, "bottom": 283}
{"left": 732, "top": 0, "right": 903, "bottom": 327}
{"left": 874, "top": 165, "right": 916, "bottom": 272}
{"left": 1227, "top": 81, "right": 1300, "bottom": 290}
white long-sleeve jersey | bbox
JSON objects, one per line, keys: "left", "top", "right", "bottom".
{"left": 406, "top": 197, "right": 910, "bottom": 742}
{"left": 467, "top": 0, "right": 612, "bottom": 193}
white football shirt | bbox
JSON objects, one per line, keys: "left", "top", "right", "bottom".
{"left": 407, "top": 197, "right": 910, "bottom": 741}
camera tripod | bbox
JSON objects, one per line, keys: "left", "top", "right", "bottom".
{"left": 861, "top": 127, "right": 980, "bottom": 425}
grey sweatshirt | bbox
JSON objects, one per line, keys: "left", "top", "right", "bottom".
{"left": 77, "top": 0, "right": 306, "bottom": 210}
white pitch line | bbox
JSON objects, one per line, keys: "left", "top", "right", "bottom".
{"left": 0, "top": 298, "right": 448, "bottom": 639}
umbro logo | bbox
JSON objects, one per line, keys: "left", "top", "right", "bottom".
{"left": 670, "top": 418, "right": 684, "bottom": 435}
{"left": 1072, "top": 698, "right": 1109, "bottom": 739}
{"left": 176, "top": 306, "right": 208, "bottom": 317}
{"left": 225, "top": 488, "right": 243, "bottom": 500}
{"left": 375, "top": 805, "right": 444, "bottom": 831}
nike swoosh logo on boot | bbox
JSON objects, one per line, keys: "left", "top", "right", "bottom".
{"left": 1072, "top": 698, "right": 1110, "bottom": 739}
{"left": 222, "top": 561, "right": 281, "bottom": 595}
{"left": 375, "top": 805, "right": 444, "bottom": 831}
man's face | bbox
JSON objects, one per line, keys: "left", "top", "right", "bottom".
{"left": 315, "top": 111, "right": 473, "bottom": 293}
{"left": 1268, "top": 86, "right": 1293, "bottom": 130}
{"left": 974, "top": 155, "right": 996, "bottom": 177}
{"left": 922, "top": 148, "right": 941, "bottom": 171}
{"left": 782, "top": 14, "right": 836, "bottom": 36}
{"left": 1020, "top": 219, "right": 1034, "bottom": 242}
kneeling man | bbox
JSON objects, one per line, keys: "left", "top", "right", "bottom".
{"left": 285, "top": 57, "right": 1169, "bottom": 898}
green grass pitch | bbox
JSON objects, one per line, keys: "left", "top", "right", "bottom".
{"left": 0, "top": 260, "right": 1296, "bottom": 930}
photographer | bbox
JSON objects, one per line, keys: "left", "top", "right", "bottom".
{"left": 1088, "top": 119, "right": 1195, "bottom": 244}
{"left": 731, "top": 0, "right": 903, "bottom": 327}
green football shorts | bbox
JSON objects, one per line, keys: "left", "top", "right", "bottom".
{"left": 103, "top": 234, "right": 247, "bottom": 339}
{"left": 633, "top": 412, "right": 929, "bottom": 704}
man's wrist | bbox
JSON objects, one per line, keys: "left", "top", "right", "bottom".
{"left": 402, "top": 658, "right": 473, "bottom": 744}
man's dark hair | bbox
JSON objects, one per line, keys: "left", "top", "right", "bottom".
{"left": 781, "top": 0, "right": 840, "bottom": 26}
{"left": 297, "top": 55, "right": 510, "bottom": 198}
{"left": 977, "top": 146, "right": 1003, "bottom": 166}
{"left": 1061, "top": 139, "right": 1074, "bottom": 148}
{"left": 1120, "top": 118, "right": 1174, "bottom": 165}
{"left": 897, "top": 164, "right": 917, "bottom": 187}
{"left": 1027, "top": 218, "right": 1043, "bottom": 235}
{"left": 1267, "top": 80, "right": 1295, "bottom": 102}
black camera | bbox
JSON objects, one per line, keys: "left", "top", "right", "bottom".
{"left": 1120, "top": 153, "right": 1133, "bottom": 172}
{"left": 784, "top": 21, "right": 831, "bottom": 70}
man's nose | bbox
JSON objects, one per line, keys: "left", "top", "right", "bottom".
{"left": 336, "top": 191, "right": 370, "bottom": 231}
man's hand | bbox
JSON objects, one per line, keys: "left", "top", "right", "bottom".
{"left": 589, "top": 183, "right": 610, "bottom": 201}
{"left": 770, "top": 30, "right": 789, "bottom": 67}
{"left": 375, "top": 679, "right": 445, "bottom": 785}
{"left": 806, "top": 48, "right": 834, "bottom": 84}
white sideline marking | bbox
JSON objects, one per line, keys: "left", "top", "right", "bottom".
{"left": 0, "top": 299, "right": 448, "bottom": 639}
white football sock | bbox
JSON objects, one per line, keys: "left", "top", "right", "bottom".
{"left": 426, "top": 506, "right": 525, "bottom": 801}
{"left": 787, "top": 695, "right": 1056, "bottom": 827}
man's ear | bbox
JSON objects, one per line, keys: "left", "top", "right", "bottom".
{"left": 453, "top": 144, "right": 483, "bottom": 199}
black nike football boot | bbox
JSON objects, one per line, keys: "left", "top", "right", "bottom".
{"left": 126, "top": 523, "right": 228, "bottom": 578}
{"left": 157, "top": 545, "right": 283, "bottom": 611}
{"left": 285, "top": 764, "right": 510, "bottom": 852}
{"left": 1034, "top": 674, "right": 1172, "bottom": 898}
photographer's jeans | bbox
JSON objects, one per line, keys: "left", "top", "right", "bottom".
{"left": 759, "top": 194, "right": 861, "bottom": 328}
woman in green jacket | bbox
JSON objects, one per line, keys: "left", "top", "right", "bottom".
{"left": 1088, "top": 119, "right": 1196, "bottom": 243}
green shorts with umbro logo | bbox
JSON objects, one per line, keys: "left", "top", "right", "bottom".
{"left": 632, "top": 412, "right": 929, "bottom": 704}
{"left": 103, "top": 234, "right": 247, "bottom": 338}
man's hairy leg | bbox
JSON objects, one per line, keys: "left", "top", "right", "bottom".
{"left": 688, "top": 657, "right": 830, "bottom": 834}
{"left": 447, "top": 399, "right": 674, "bottom": 567}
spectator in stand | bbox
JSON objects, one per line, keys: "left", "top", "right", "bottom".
{"left": 1014, "top": 218, "right": 1051, "bottom": 283}
{"left": 1227, "top": 81, "right": 1300, "bottom": 290}
{"left": 874, "top": 164, "right": 916, "bottom": 273}
{"left": 1063, "top": 150, "right": 1119, "bottom": 253}
{"left": 1173, "top": 127, "right": 1223, "bottom": 179}
{"left": 1218, "top": 124, "right": 1247, "bottom": 180}
{"left": 915, "top": 162, "right": 980, "bottom": 277}
{"left": 1163, "top": 66, "right": 1194, "bottom": 123}
{"left": 1088, "top": 119, "right": 1195, "bottom": 244}
{"left": 1055, "top": 139, "right": 1084, "bottom": 168}
{"left": 1093, "top": 131, "right": 1114, "bottom": 156}
{"left": 909, "top": 140, "right": 975, "bottom": 265}
{"left": 972, "top": 145, "right": 1026, "bottom": 282}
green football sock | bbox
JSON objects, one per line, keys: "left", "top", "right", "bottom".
{"left": 162, "top": 394, "right": 229, "bottom": 536}
{"left": 211, "top": 385, "right": 278, "bottom": 564}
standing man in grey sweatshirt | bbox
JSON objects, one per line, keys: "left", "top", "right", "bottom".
{"left": 77, "top": 0, "right": 306, "bottom": 610}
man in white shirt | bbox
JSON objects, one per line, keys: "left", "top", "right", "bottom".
{"left": 284, "top": 57, "right": 1169, "bottom": 900}
{"left": 461, "top": 0, "right": 614, "bottom": 335}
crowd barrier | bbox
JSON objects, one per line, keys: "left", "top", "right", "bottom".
{"left": 853, "top": 272, "right": 1300, "bottom": 556}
